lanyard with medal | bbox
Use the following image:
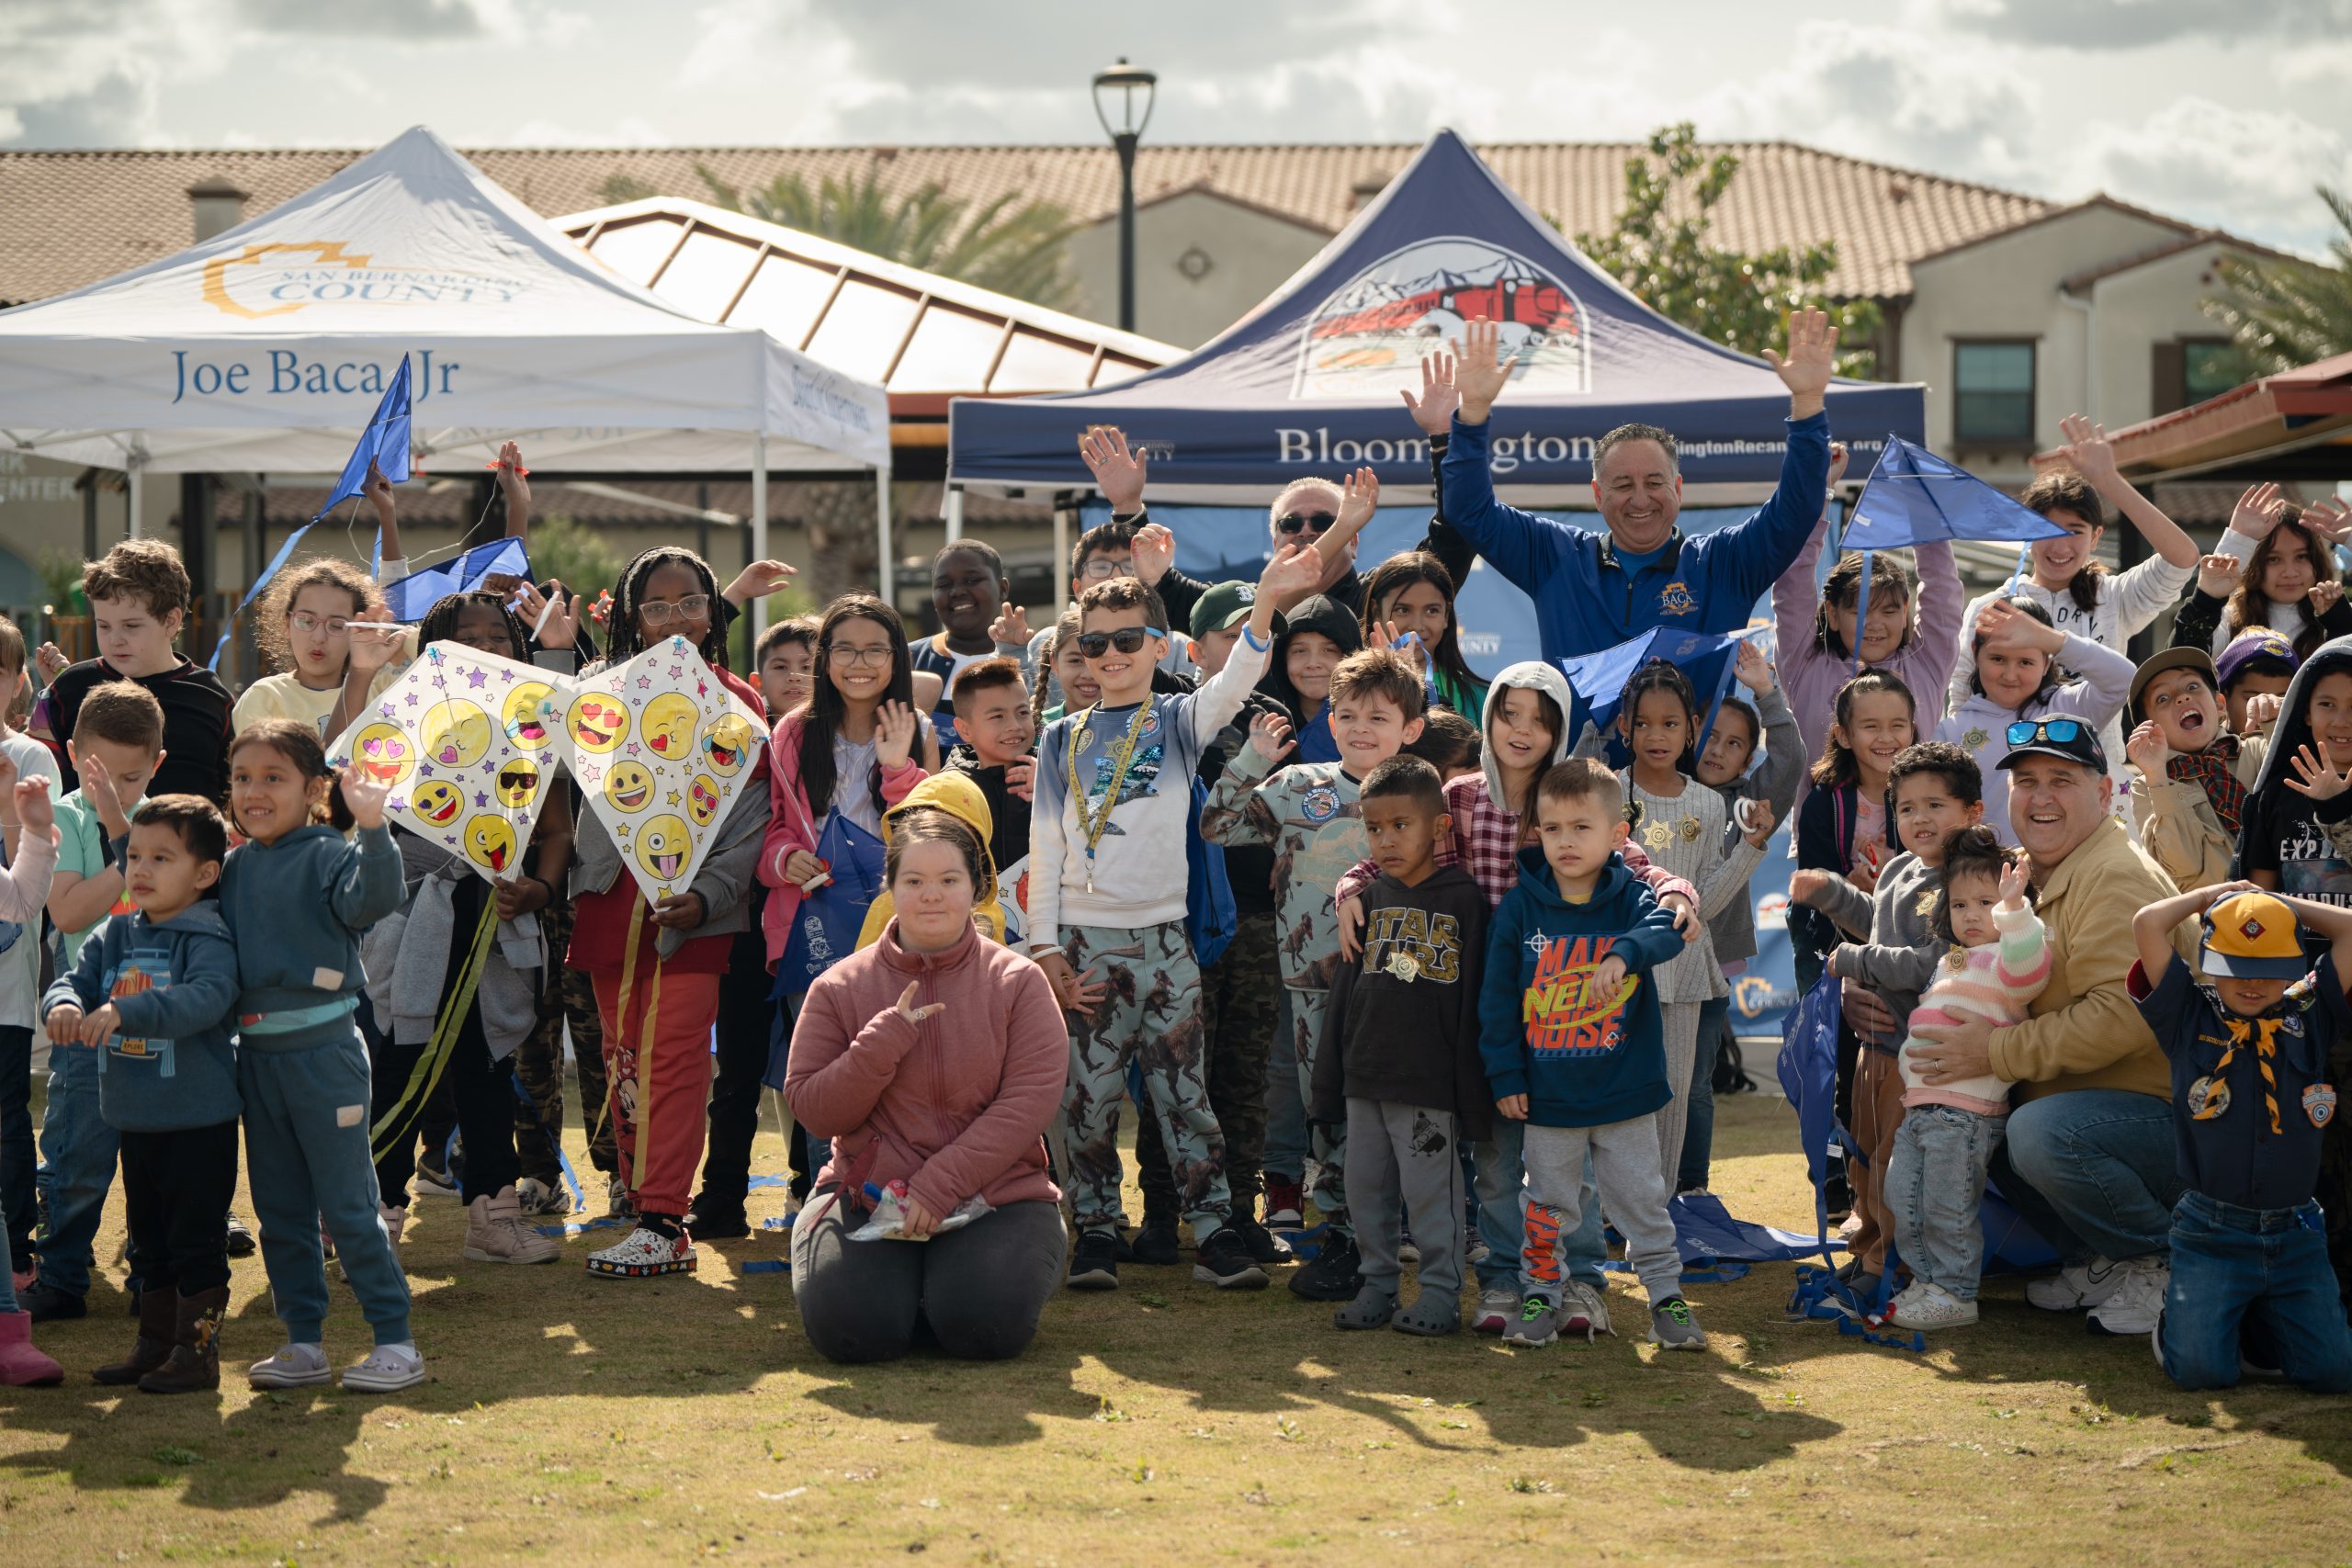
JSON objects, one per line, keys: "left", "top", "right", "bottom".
{"left": 1068, "top": 702, "right": 1154, "bottom": 894}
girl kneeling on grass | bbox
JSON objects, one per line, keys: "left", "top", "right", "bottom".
{"left": 223, "top": 721, "right": 420, "bottom": 1393}
{"left": 786, "top": 807, "right": 1068, "bottom": 1363}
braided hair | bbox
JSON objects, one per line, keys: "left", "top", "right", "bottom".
{"left": 605, "top": 547, "right": 728, "bottom": 670}
{"left": 416, "top": 591, "right": 532, "bottom": 662}
{"left": 1619, "top": 658, "right": 1703, "bottom": 779}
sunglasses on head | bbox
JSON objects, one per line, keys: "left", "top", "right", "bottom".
{"left": 1277, "top": 511, "right": 1338, "bottom": 536}
{"left": 2006, "top": 718, "right": 2085, "bottom": 747}
{"left": 1075, "top": 626, "right": 1166, "bottom": 659}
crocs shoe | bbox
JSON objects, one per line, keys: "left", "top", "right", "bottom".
{"left": 1332, "top": 1286, "right": 1397, "bottom": 1330}
{"left": 248, "top": 1342, "right": 332, "bottom": 1389}
{"left": 342, "top": 1342, "right": 426, "bottom": 1393}
{"left": 585, "top": 1225, "right": 695, "bottom": 1280}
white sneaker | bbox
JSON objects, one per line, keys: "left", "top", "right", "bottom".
{"left": 2087, "top": 1258, "right": 2168, "bottom": 1337}
{"left": 464, "top": 1188, "right": 560, "bottom": 1265}
{"left": 2027, "top": 1255, "right": 2124, "bottom": 1312}
{"left": 1560, "top": 1279, "right": 1613, "bottom": 1342}
{"left": 248, "top": 1342, "right": 331, "bottom": 1389}
{"left": 1888, "top": 1281, "right": 1979, "bottom": 1331}
{"left": 586, "top": 1224, "right": 695, "bottom": 1279}
{"left": 378, "top": 1204, "right": 408, "bottom": 1247}
{"left": 343, "top": 1342, "right": 426, "bottom": 1393}
{"left": 1472, "top": 1286, "right": 1521, "bottom": 1335}
{"left": 514, "top": 1177, "right": 570, "bottom": 1217}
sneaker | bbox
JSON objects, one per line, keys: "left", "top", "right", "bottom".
{"left": 1887, "top": 1281, "right": 1978, "bottom": 1331}
{"left": 2087, "top": 1258, "right": 2168, "bottom": 1337}
{"left": 464, "top": 1188, "right": 560, "bottom": 1265}
{"left": 1650, "top": 1296, "right": 1707, "bottom": 1351}
{"left": 1263, "top": 1175, "right": 1304, "bottom": 1228}
{"left": 1397, "top": 1231, "right": 1420, "bottom": 1264}
{"left": 2027, "top": 1255, "right": 2123, "bottom": 1313}
{"left": 1503, "top": 1294, "right": 1562, "bottom": 1348}
{"left": 1287, "top": 1235, "right": 1363, "bottom": 1301}
{"left": 412, "top": 1159, "right": 459, "bottom": 1200}
{"left": 514, "top": 1178, "right": 570, "bottom": 1217}
{"left": 1193, "top": 1228, "right": 1269, "bottom": 1291}
{"left": 683, "top": 1201, "right": 750, "bottom": 1242}
{"left": 1066, "top": 1229, "right": 1119, "bottom": 1291}
{"left": 1560, "top": 1279, "right": 1613, "bottom": 1342}
{"left": 224, "top": 1213, "right": 257, "bottom": 1258}
{"left": 605, "top": 1174, "right": 638, "bottom": 1221}
{"left": 19, "top": 1282, "right": 84, "bottom": 1324}
{"left": 342, "top": 1342, "right": 426, "bottom": 1393}
{"left": 585, "top": 1224, "right": 695, "bottom": 1279}
{"left": 1126, "top": 1223, "right": 1182, "bottom": 1267}
{"left": 1230, "top": 1213, "right": 1294, "bottom": 1267}
{"left": 1333, "top": 1285, "right": 1397, "bottom": 1329}
{"left": 1472, "top": 1286, "right": 1521, "bottom": 1335}
{"left": 247, "top": 1341, "right": 332, "bottom": 1389}
{"left": 378, "top": 1204, "right": 408, "bottom": 1247}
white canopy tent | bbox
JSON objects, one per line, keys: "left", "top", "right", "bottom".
{"left": 0, "top": 125, "right": 895, "bottom": 613}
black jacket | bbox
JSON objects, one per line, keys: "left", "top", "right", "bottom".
{"left": 1310, "top": 865, "right": 1492, "bottom": 1139}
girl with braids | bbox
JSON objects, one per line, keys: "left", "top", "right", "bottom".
{"left": 1935, "top": 596, "right": 2132, "bottom": 843}
{"left": 359, "top": 592, "right": 571, "bottom": 1267}
{"left": 1035, "top": 605, "right": 1098, "bottom": 725}
{"left": 1359, "top": 551, "right": 1487, "bottom": 718}
{"left": 566, "top": 549, "right": 772, "bottom": 1280}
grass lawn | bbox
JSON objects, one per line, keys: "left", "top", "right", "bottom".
{"left": 0, "top": 1090, "right": 2346, "bottom": 1565}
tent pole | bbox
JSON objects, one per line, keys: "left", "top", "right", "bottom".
{"left": 944, "top": 483, "right": 964, "bottom": 545}
{"left": 1053, "top": 494, "right": 1070, "bottom": 615}
{"left": 126, "top": 456, "right": 142, "bottom": 541}
{"left": 875, "top": 468, "right": 894, "bottom": 604}
{"left": 750, "top": 434, "right": 769, "bottom": 642}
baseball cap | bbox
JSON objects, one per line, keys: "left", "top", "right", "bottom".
{"left": 1995, "top": 715, "right": 2108, "bottom": 773}
{"left": 2199, "top": 889, "right": 2308, "bottom": 979}
{"left": 2129, "top": 646, "right": 2218, "bottom": 724}
{"left": 1190, "top": 580, "right": 1274, "bottom": 640}
{"left": 2215, "top": 628, "right": 2299, "bottom": 691}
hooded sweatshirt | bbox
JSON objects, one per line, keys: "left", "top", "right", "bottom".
{"left": 42, "top": 901, "right": 240, "bottom": 1133}
{"left": 944, "top": 739, "right": 1030, "bottom": 884}
{"left": 1311, "top": 864, "right": 1493, "bottom": 1139}
{"left": 785, "top": 919, "right": 1067, "bottom": 1219}
{"left": 854, "top": 771, "right": 1009, "bottom": 947}
{"left": 1262, "top": 593, "right": 1363, "bottom": 765}
{"left": 2239, "top": 635, "right": 2352, "bottom": 953}
{"left": 1478, "top": 847, "right": 1686, "bottom": 1128}
{"left": 219, "top": 822, "right": 403, "bottom": 1041}
{"left": 1934, "top": 629, "right": 2134, "bottom": 842}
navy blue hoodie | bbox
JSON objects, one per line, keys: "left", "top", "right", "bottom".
{"left": 1478, "top": 845, "right": 1685, "bottom": 1128}
{"left": 41, "top": 903, "right": 240, "bottom": 1133}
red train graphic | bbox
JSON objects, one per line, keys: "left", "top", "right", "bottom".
{"left": 1310, "top": 276, "right": 1578, "bottom": 343}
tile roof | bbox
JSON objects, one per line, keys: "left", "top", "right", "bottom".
{"left": 0, "top": 139, "right": 2062, "bottom": 309}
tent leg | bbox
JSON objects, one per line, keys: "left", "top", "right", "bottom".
{"left": 944, "top": 484, "right": 964, "bottom": 545}
{"left": 126, "top": 459, "right": 142, "bottom": 541}
{"left": 750, "top": 434, "right": 769, "bottom": 642}
{"left": 1053, "top": 496, "right": 1070, "bottom": 616}
{"left": 875, "top": 468, "right": 893, "bottom": 604}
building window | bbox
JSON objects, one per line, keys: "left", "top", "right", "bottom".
{"left": 1952, "top": 341, "right": 2036, "bottom": 446}
{"left": 2183, "top": 340, "right": 2239, "bottom": 403}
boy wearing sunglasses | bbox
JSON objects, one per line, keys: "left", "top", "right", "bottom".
{"left": 1032, "top": 545, "right": 1322, "bottom": 1293}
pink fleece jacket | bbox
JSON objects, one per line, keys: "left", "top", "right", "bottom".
{"left": 759, "top": 710, "right": 928, "bottom": 969}
{"left": 785, "top": 919, "right": 1067, "bottom": 1218}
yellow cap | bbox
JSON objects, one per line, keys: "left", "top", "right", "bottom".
{"left": 2199, "top": 891, "right": 2306, "bottom": 979}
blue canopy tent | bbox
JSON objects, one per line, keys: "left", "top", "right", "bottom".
{"left": 948, "top": 128, "right": 1926, "bottom": 493}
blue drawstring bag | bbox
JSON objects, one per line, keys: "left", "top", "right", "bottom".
{"left": 1184, "top": 774, "right": 1235, "bottom": 971}
{"left": 773, "top": 810, "right": 886, "bottom": 997}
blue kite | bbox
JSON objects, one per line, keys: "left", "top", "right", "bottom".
{"left": 378, "top": 537, "right": 533, "bottom": 624}
{"left": 1555, "top": 622, "right": 1761, "bottom": 756}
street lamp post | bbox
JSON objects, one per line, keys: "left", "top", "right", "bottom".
{"left": 1091, "top": 56, "right": 1157, "bottom": 333}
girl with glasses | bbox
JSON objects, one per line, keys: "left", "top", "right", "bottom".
{"left": 1936, "top": 597, "right": 2132, "bottom": 844}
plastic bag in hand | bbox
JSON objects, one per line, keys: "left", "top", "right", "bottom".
{"left": 846, "top": 1179, "right": 993, "bottom": 1242}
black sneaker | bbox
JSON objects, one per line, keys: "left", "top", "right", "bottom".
{"left": 20, "top": 1282, "right": 85, "bottom": 1323}
{"left": 1287, "top": 1235, "right": 1363, "bottom": 1301}
{"left": 1066, "top": 1230, "right": 1120, "bottom": 1291}
{"left": 684, "top": 1202, "right": 750, "bottom": 1241}
{"left": 1193, "top": 1227, "right": 1269, "bottom": 1291}
{"left": 224, "top": 1213, "right": 257, "bottom": 1258}
{"left": 1126, "top": 1223, "right": 1182, "bottom": 1266}
{"left": 1231, "top": 1213, "right": 1294, "bottom": 1267}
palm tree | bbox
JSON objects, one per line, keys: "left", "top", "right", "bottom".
{"left": 2204, "top": 185, "right": 2352, "bottom": 377}
{"left": 695, "top": 164, "right": 1079, "bottom": 310}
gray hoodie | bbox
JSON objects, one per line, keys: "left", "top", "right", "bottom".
{"left": 1702, "top": 682, "right": 1807, "bottom": 966}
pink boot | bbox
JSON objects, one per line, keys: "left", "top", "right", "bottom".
{"left": 0, "top": 1309, "right": 63, "bottom": 1386}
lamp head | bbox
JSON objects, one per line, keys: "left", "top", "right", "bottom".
{"left": 1091, "top": 56, "right": 1158, "bottom": 140}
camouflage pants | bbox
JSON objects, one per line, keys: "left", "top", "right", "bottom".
{"left": 1055, "top": 919, "right": 1232, "bottom": 1239}
{"left": 513, "top": 897, "right": 617, "bottom": 1182}
{"left": 1285, "top": 979, "right": 1348, "bottom": 1231}
{"left": 1138, "top": 911, "right": 1280, "bottom": 1219}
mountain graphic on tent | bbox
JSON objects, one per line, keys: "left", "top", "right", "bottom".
{"left": 1295, "top": 236, "right": 1589, "bottom": 400}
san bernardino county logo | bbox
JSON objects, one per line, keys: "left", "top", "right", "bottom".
{"left": 1292, "top": 237, "right": 1589, "bottom": 400}
{"left": 201, "top": 241, "right": 532, "bottom": 321}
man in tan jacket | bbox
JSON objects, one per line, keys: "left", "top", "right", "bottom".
{"left": 1911, "top": 720, "right": 2183, "bottom": 1337}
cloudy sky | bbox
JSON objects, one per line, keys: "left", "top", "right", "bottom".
{"left": 5, "top": 0, "right": 2346, "bottom": 252}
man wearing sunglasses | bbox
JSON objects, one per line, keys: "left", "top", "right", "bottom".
{"left": 1908, "top": 717, "right": 2185, "bottom": 1337}
{"left": 1434, "top": 310, "right": 1840, "bottom": 662}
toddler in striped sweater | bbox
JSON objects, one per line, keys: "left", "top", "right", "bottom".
{"left": 1881, "top": 829, "right": 2051, "bottom": 1331}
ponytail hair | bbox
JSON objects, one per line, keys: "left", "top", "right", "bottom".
{"left": 1809, "top": 669, "right": 1917, "bottom": 788}
{"left": 228, "top": 719, "right": 353, "bottom": 833}
{"left": 1930, "top": 826, "right": 2031, "bottom": 944}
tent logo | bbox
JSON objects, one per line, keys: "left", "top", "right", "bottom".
{"left": 201, "top": 241, "right": 530, "bottom": 320}
{"left": 1291, "top": 236, "right": 1589, "bottom": 400}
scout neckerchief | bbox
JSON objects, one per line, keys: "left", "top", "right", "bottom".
{"left": 1068, "top": 700, "right": 1154, "bottom": 894}
{"left": 2166, "top": 736, "right": 2245, "bottom": 837}
{"left": 2194, "top": 990, "right": 2285, "bottom": 1135}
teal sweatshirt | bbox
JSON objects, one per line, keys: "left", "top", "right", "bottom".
{"left": 41, "top": 903, "right": 240, "bottom": 1132}
{"left": 218, "top": 823, "right": 403, "bottom": 1043}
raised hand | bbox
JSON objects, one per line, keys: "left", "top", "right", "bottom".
{"left": 2055, "top": 413, "right": 2120, "bottom": 492}
{"left": 1741, "top": 796, "right": 1778, "bottom": 849}
{"left": 1762, "top": 308, "right": 1838, "bottom": 417}
{"left": 347, "top": 620, "right": 403, "bottom": 677}
{"left": 1975, "top": 598, "right": 2063, "bottom": 654}
{"left": 2124, "top": 720, "right": 2173, "bottom": 777}
{"left": 340, "top": 762, "right": 392, "bottom": 829}
{"left": 15, "top": 773, "right": 55, "bottom": 839}
{"left": 1334, "top": 467, "right": 1379, "bottom": 537}
{"left": 2286, "top": 741, "right": 2348, "bottom": 802}
{"left": 1826, "top": 440, "right": 1850, "bottom": 490}
{"left": 722, "top": 558, "right": 797, "bottom": 605}
{"left": 362, "top": 458, "right": 396, "bottom": 519}
{"left": 1997, "top": 852, "right": 2030, "bottom": 910}
{"left": 895, "top": 979, "right": 946, "bottom": 1025}
{"left": 1398, "top": 349, "right": 1461, "bottom": 435}
{"left": 2230, "top": 482, "right": 2287, "bottom": 541}
{"left": 1366, "top": 618, "right": 1427, "bottom": 671}
{"left": 492, "top": 439, "right": 531, "bottom": 518}
{"left": 2303, "top": 495, "right": 2352, "bottom": 545}
{"left": 989, "top": 601, "right": 1033, "bottom": 648}
{"left": 1077, "top": 425, "right": 1148, "bottom": 513}
{"left": 513, "top": 579, "right": 578, "bottom": 650}
{"left": 1732, "top": 639, "right": 1772, "bottom": 694}
{"left": 72, "top": 742, "right": 128, "bottom": 835}
{"left": 1258, "top": 539, "right": 1326, "bottom": 603}
{"left": 33, "top": 643, "right": 66, "bottom": 685}
{"left": 2243, "top": 691, "right": 2283, "bottom": 736}
{"left": 1128, "top": 521, "right": 1176, "bottom": 586}
{"left": 1448, "top": 318, "right": 1518, "bottom": 424}
{"left": 2312, "top": 581, "right": 2345, "bottom": 619}
{"left": 875, "top": 701, "right": 919, "bottom": 771}
{"left": 1246, "top": 709, "right": 1296, "bottom": 767}
{"left": 2195, "top": 553, "right": 2244, "bottom": 599}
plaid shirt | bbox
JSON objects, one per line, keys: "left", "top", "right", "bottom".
{"left": 1335, "top": 773, "right": 1699, "bottom": 910}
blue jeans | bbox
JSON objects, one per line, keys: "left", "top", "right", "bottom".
{"left": 1472, "top": 1118, "right": 1604, "bottom": 1294}
{"left": 1678, "top": 996, "right": 1729, "bottom": 1192}
{"left": 1987, "top": 1089, "right": 2180, "bottom": 1265}
{"left": 34, "top": 1043, "right": 119, "bottom": 1299}
{"left": 1885, "top": 1104, "right": 2006, "bottom": 1300}
{"left": 2159, "top": 1192, "right": 2352, "bottom": 1393}
{"left": 1261, "top": 991, "right": 1308, "bottom": 1185}
{"left": 0, "top": 1026, "right": 31, "bottom": 1258}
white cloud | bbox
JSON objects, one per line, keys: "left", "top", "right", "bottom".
{"left": 2083, "top": 98, "right": 2350, "bottom": 247}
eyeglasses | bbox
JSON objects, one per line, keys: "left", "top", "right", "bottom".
{"left": 824, "top": 643, "right": 893, "bottom": 668}
{"left": 639, "top": 593, "right": 711, "bottom": 626}
{"left": 1074, "top": 626, "right": 1167, "bottom": 659}
{"left": 1078, "top": 558, "right": 1136, "bottom": 581}
{"left": 2006, "top": 718, "right": 2085, "bottom": 747}
{"left": 288, "top": 612, "right": 351, "bottom": 636}
{"left": 1277, "top": 511, "right": 1339, "bottom": 536}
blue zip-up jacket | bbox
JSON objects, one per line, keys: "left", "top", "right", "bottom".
{"left": 1440, "top": 411, "right": 1832, "bottom": 658}
{"left": 1478, "top": 846, "right": 1686, "bottom": 1128}
{"left": 41, "top": 903, "right": 240, "bottom": 1133}
{"left": 219, "top": 822, "right": 403, "bottom": 1042}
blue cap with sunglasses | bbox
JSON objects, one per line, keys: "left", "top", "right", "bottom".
{"left": 1996, "top": 715, "right": 2108, "bottom": 773}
